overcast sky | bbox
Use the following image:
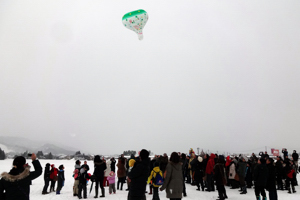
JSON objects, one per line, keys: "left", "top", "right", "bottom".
{"left": 0, "top": 0, "right": 300, "bottom": 155}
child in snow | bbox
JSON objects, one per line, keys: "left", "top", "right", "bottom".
{"left": 49, "top": 164, "right": 58, "bottom": 192}
{"left": 148, "top": 162, "right": 163, "bottom": 200}
{"left": 107, "top": 171, "right": 116, "bottom": 194}
{"left": 73, "top": 169, "right": 80, "bottom": 196}
{"left": 78, "top": 166, "right": 92, "bottom": 199}
{"left": 56, "top": 165, "right": 65, "bottom": 195}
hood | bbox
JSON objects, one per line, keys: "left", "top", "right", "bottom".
{"left": 210, "top": 154, "right": 216, "bottom": 160}
{"left": 153, "top": 166, "right": 161, "bottom": 172}
{"left": 1, "top": 166, "right": 30, "bottom": 182}
{"left": 106, "top": 160, "right": 111, "bottom": 165}
{"left": 95, "top": 162, "right": 105, "bottom": 166}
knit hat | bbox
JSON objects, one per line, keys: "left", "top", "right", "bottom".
{"left": 51, "top": 164, "right": 55, "bottom": 168}
{"left": 59, "top": 165, "right": 64, "bottom": 170}
{"left": 13, "top": 156, "right": 26, "bottom": 169}
{"left": 109, "top": 171, "right": 115, "bottom": 176}
{"left": 198, "top": 156, "right": 203, "bottom": 162}
{"left": 154, "top": 162, "right": 160, "bottom": 167}
{"left": 129, "top": 159, "right": 136, "bottom": 167}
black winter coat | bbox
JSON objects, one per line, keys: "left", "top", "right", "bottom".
{"left": 214, "top": 163, "right": 226, "bottom": 186}
{"left": 110, "top": 159, "right": 116, "bottom": 172}
{"left": 266, "top": 163, "right": 276, "bottom": 190}
{"left": 44, "top": 165, "right": 51, "bottom": 180}
{"left": 57, "top": 170, "right": 65, "bottom": 189}
{"left": 93, "top": 161, "right": 107, "bottom": 179}
{"left": 253, "top": 164, "right": 268, "bottom": 187}
{"left": 0, "top": 160, "right": 42, "bottom": 200}
{"left": 128, "top": 159, "right": 150, "bottom": 197}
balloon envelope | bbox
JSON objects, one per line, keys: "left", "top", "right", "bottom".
{"left": 122, "top": 9, "right": 148, "bottom": 40}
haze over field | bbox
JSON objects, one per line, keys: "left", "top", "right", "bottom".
{"left": 1, "top": 0, "right": 300, "bottom": 155}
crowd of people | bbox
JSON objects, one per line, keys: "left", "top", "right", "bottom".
{"left": 0, "top": 148, "right": 299, "bottom": 200}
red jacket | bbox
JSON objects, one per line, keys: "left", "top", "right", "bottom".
{"left": 50, "top": 167, "right": 58, "bottom": 180}
{"left": 205, "top": 154, "right": 216, "bottom": 174}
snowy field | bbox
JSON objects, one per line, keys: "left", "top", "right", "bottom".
{"left": 1, "top": 159, "right": 300, "bottom": 200}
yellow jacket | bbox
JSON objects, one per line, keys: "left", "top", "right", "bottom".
{"left": 147, "top": 166, "right": 163, "bottom": 187}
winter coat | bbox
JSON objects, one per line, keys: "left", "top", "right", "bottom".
{"left": 214, "top": 163, "right": 226, "bottom": 186}
{"left": 0, "top": 160, "right": 42, "bottom": 200}
{"left": 292, "top": 153, "right": 299, "bottom": 161}
{"left": 79, "top": 169, "right": 91, "bottom": 185}
{"left": 253, "top": 163, "right": 269, "bottom": 187}
{"left": 117, "top": 158, "right": 126, "bottom": 178}
{"left": 160, "top": 161, "right": 183, "bottom": 199}
{"left": 81, "top": 164, "right": 90, "bottom": 171}
{"left": 191, "top": 158, "right": 204, "bottom": 182}
{"left": 74, "top": 164, "right": 81, "bottom": 170}
{"left": 266, "top": 163, "right": 276, "bottom": 190}
{"left": 110, "top": 159, "right": 116, "bottom": 172}
{"left": 128, "top": 159, "right": 150, "bottom": 197}
{"left": 107, "top": 173, "right": 116, "bottom": 184}
{"left": 57, "top": 169, "right": 65, "bottom": 188}
{"left": 50, "top": 167, "right": 58, "bottom": 180}
{"left": 237, "top": 161, "right": 247, "bottom": 178}
{"left": 147, "top": 166, "right": 163, "bottom": 187}
{"left": 275, "top": 160, "right": 283, "bottom": 177}
{"left": 228, "top": 162, "right": 236, "bottom": 180}
{"left": 104, "top": 160, "right": 112, "bottom": 177}
{"left": 93, "top": 161, "right": 107, "bottom": 179}
{"left": 205, "top": 154, "right": 216, "bottom": 174}
{"left": 44, "top": 165, "right": 51, "bottom": 180}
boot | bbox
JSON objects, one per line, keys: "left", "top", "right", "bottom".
{"left": 100, "top": 188, "right": 105, "bottom": 197}
{"left": 288, "top": 188, "right": 291, "bottom": 194}
{"left": 149, "top": 187, "right": 153, "bottom": 194}
{"left": 94, "top": 188, "right": 98, "bottom": 198}
{"left": 292, "top": 186, "right": 296, "bottom": 193}
{"left": 256, "top": 196, "right": 261, "bottom": 200}
{"left": 240, "top": 187, "right": 247, "bottom": 194}
{"left": 262, "top": 197, "right": 267, "bottom": 200}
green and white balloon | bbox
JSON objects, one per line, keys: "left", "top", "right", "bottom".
{"left": 122, "top": 9, "right": 149, "bottom": 40}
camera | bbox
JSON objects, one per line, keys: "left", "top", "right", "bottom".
{"left": 28, "top": 153, "right": 32, "bottom": 157}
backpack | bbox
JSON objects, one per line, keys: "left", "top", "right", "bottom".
{"left": 152, "top": 170, "right": 164, "bottom": 186}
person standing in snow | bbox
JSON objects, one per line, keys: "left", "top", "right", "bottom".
{"left": 237, "top": 156, "right": 248, "bottom": 194}
{"left": 104, "top": 159, "right": 111, "bottom": 187}
{"left": 205, "top": 153, "right": 216, "bottom": 192}
{"left": 93, "top": 155, "right": 107, "bottom": 198}
{"left": 292, "top": 150, "right": 299, "bottom": 173}
{"left": 214, "top": 155, "right": 228, "bottom": 200}
{"left": 56, "top": 164, "right": 65, "bottom": 195}
{"left": 42, "top": 163, "right": 51, "bottom": 194}
{"left": 0, "top": 153, "right": 42, "bottom": 200}
{"left": 160, "top": 152, "right": 183, "bottom": 200}
{"left": 127, "top": 149, "right": 150, "bottom": 200}
{"left": 266, "top": 158, "right": 278, "bottom": 200}
{"left": 253, "top": 158, "right": 268, "bottom": 200}
{"left": 117, "top": 157, "right": 127, "bottom": 190}
{"left": 49, "top": 164, "right": 58, "bottom": 192}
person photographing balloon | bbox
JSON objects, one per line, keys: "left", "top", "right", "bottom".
{"left": 0, "top": 153, "right": 42, "bottom": 199}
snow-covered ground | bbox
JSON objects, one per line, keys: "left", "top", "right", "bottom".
{"left": 1, "top": 159, "right": 300, "bottom": 200}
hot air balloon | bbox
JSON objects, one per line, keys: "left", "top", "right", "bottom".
{"left": 122, "top": 9, "right": 148, "bottom": 40}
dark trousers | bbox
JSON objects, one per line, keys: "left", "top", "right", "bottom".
{"left": 78, "top": 183, "right": 87, "bottom": 198}
{"left": 50, "top": 180, "right": 56, "bottom": 191}
{"left": 95, "top": 177, "right": 104, "bottom": 191}
{"left": 268, "top": 188, "right": 278, "bottom": 200}
{"left": 217, "top": 185, "right": 226, "bottom": 199}
{"left": 42, "top": 179, "right": 50, "bottom": 193}
{"left": 118, "top": 177, "right": 125, "bottom": 190}
{"left": 152, "top": 187, "right": 159, "bottom": 200}
{"left": 182, "top": 178, "right": 186, "bottom": 195}
{"left": 255, "top": 186, "right": 266, "bottom": 197}
{"left": 207, "top": 174, "right": 214, "bottom": 191}
{"left": 128, "top": 194, "right": 146, "bottom": 200}
{"left": 276, "top": 175, "right": 283, "bottom": 189}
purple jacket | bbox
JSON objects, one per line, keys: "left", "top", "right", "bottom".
{"left": 107, "top": 174, "right": 115, "bottom": 184}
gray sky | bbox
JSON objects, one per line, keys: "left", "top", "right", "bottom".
{"left": 1, "top": 0, "right": 300, "bottom": 155}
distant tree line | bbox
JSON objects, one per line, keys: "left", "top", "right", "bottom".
{"left": 0, "top": 148, "right": 6, "bottom": 160}
{"left": 123, "top": 150, "right": 137, "bottom": 156}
